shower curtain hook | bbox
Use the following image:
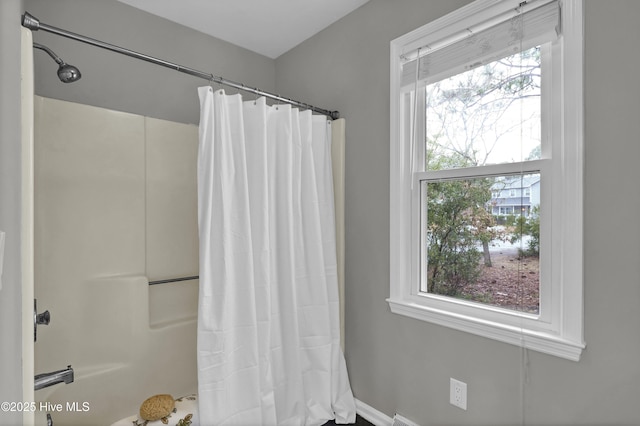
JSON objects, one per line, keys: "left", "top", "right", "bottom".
{"left": 251, "top": 87, "right": 258, "bottom": 105}
{"left": 210, "top": 76, "right": 223, "bottom": 94}
{"left": 240, "top": 83, "right": 257, "bottom": 104}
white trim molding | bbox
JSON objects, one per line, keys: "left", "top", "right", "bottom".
{"left": 355, "top": 398, "right": 393, "bottom": 426}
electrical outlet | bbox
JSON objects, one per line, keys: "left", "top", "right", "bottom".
{"left": 450, "top": 378, "right": 467, "bottom": 410}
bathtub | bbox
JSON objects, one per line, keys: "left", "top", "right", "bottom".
{"left": 34, "top": 276, "right": 198, "bottom": 425}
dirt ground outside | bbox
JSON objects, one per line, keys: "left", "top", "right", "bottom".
{"left": 460, "top": 249, "right": 540, "bottom": 314}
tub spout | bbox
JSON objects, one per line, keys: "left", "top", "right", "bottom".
{"left": 34, "top": 365, "right": 74, "bottom": 391}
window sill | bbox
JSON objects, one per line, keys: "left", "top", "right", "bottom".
{"left": 387, "top": 297, "right": 585, "bottom": 361}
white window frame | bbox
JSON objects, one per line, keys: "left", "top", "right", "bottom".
{"left": 389, "top": 0, "right": 585, "bottom": 361}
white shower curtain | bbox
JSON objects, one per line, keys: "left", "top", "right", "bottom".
{"left": 197, "top": 87, "right": 356, "bottom": 426}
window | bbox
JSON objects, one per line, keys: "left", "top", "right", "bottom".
{"left": 389, "top": 0, "right": 584, "bottom": 360}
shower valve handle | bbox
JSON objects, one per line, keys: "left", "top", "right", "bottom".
{"left": 36, "top": 310, "right": 50, "bottom": 325}
{"left": 34, "top": 299, "right": 51, "bottom": 342}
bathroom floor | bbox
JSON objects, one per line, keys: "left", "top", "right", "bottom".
{"left": 323, "top": 415, "right": 374, "bottom": 426}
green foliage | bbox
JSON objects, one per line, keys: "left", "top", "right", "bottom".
{"left": 510, "top": 206, "right": 540, "bottom": 257}
{"left": 495, "top": 214, "right": 518, "bottom": 226}
{"left": 426, "top": 167, "right": 495, "bottom": 296}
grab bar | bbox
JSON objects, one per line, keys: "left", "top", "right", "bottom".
{"left": 148, "top": 275, "right": 199, "bottom": 285}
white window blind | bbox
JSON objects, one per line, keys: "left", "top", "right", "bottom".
{"left": 400, "top": 0, "right": 559, "bottom": 87}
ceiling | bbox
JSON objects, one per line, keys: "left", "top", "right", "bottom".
{"left": 117, "top": 0, "right": 370, "bottom": 59}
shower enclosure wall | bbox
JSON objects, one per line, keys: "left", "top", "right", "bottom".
{"left": 33, "top": 96, "right": 199, "bottom": 425}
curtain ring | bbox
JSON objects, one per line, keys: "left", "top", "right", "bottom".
{"left": 209, "top": 77, "right": 223, "bottom": 95}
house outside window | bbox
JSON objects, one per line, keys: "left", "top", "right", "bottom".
{"left": 491, "top": 175, "right": 539, "bottom": 219}
{"left": 389, "top": 0, "right": 585, "bottom": 360}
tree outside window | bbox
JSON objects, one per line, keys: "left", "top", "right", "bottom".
{"left": 422, "top": 47, "right": 541, "bottom": 313}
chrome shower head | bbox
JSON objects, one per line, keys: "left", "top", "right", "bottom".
{"left": 33, "top": 42, "right": 81, "bottom": 83}
{"left": 56, "top": 63, "right": 82, "bottom": 83}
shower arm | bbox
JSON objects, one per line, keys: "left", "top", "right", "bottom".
{"left": 21, "top": 12, "right": 340, "bottom": 120}
{"left": 32, "top": 43, "right": 63, "bottom": 65}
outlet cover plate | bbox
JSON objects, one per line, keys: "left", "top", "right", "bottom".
{"left": 450, "top": 378, "right": 467, "bottom": 410}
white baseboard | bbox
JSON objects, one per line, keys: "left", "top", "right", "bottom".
{"left": 355, "top": 398, "right": 393, "bottom": 426}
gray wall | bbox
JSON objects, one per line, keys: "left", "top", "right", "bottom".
{"left": 276, "top": 1, "right": 640, "bottom": 425}
{"left": 24, "top": 0, "right": 276, "bottom": 125}
{"left": 0, "top": 1, "right": 25, "bottom": 425}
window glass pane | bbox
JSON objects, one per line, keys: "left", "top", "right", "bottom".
{"left": 422, "top": 173, "right": 540, "bottom": 314}
{"left": 425, "top": 47, "right": 542, "bottom": 170}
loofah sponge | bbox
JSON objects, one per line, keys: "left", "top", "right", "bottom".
{"left": 139, "top": 394, "right": 175, "bottom": 422}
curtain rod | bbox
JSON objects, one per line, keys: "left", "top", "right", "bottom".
{"left": 21, "top": 12, "right": 340, "bottom": 120}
